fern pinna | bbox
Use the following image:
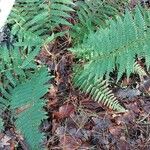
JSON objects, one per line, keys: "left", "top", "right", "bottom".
{"left": 70, "top": 7, "right": 150, "bottom": 111}
{"left": 0, "top": 45, "right": 52, "bottom": 149}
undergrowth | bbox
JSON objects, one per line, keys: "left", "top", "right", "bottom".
{"left": 0, "top": 0, "right": 74, "bottom": 149}
{"left": 70, "top": 6, "right": 150, "bottom": 111}
{"left": 1, "top": 0, "right": 150, "bottom": 149}
{"left": 71, "top": 0, "right": 128, "bottom": 44}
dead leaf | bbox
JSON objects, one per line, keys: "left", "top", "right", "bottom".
{"left": 0, "top": 135, "right": 11, "bottom": 148}
{"left": 109, "top": 126, "right": 122, "bottom": 137}
{"left": 117, "top": 137, "right": 130, "bottom": 150}
{"left": 60, "top": 135, "right": 82, "bottom": 150}
{"left": 116, "top": 111, "right": 136, "bottom": 125}
{"left": 53, "top": 104, "right": 75, "bottom": 120}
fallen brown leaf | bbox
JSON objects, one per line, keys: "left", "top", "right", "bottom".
{"left": 53, "top": 104, "right": 75, "bottom": 120}
{"left": 60, "top": 135, "right": 82, "bottom": 150}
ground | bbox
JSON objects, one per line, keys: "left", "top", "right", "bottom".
{"left": 1, "top": 2, "right": 150, "bottom": 149}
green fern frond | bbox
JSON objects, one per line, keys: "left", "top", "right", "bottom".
{"left": 10, "top": 68, "right": 51, "bottom": 149}
{"left": 71, "top": 0, "right": 128, "bottom": 44}
{"left": 70, "top": 7, "right": 150, "bottom": 111}
{"left": 73, "top": 68, "right": 125, "bottom": 112}
{"left": 0, "top": 118, "right": 4, "bottom": 131}
{"left": 0, "top": 45, "right": 40, "bottom": 79}
{"left": 71, "top": 7, "right": 150, "bottom": 81}
{"left": 8, "top": 0, "right": 74, "bottom": 47}
{"left": 0, "top": 45, "right": 52, "bottom": 148}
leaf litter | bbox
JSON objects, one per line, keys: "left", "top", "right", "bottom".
{"left": 35, "top": 34, "right": 150, "bottom": 150}
{"left": 1, "top": 3, "right": 150, "bottom": 150}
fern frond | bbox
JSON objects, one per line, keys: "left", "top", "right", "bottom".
{"left": 10, "top": 68, "right": 51, "bottom": 149}
{"left": 71, "top": 0, "right": 128, "bottom": 44}
{"left": 73, "top": 69, "right": 125, "bottom": 112}
{"left": 0, "top": 45, "right": 41, "bottom": 79}
{"left": 0, "top": 118, "right": 4, "bottom": 131}
{"left": 71, "top": 7, "right": 150, "bottom": 81}
{"left": 0, "top": 45, "right": 52, "bottom": 148}
{"left": 70, "top": 7, "right": 150, "bottom": 111}
{"left": 8, "top": 0, "right": 74, "bottom": 47}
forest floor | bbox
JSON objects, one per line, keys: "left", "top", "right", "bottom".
{"left": 39, "top": 34, "right": 150, "bottom": 150}
{"left": 1, "top": 1, "right": 150, "bottom": 150}
{"left": 1, "top": 25, "right": 150, "bottom": 150}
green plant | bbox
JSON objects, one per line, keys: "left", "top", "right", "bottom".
{"left": 74, "top": 72, "right": 126, "bottom": 111}
{"left": 70, "top": 7, "right": 150, "bottom": 111}
{"left": 10, "top": 68, "right": 50, "bottom": 149}
{"left": 71, "top": 0, "right": 128, "bottom": 44}
{"left": 0, "top": 0, "right": 75, "bottom": 148}
{"left": 8, "top": 0, "right": 74, "bottom": 47}
{"left": 134, "top": 61, "right": 148, "bottom": 77}
{"left": 0, "top": 45, "right": 52, "bottom": 149}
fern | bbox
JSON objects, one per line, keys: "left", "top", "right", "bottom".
{"left": 134, "top": 61, "right": 147, "bottom": 77}
{"left": 8, "top": 0, "right": 74, "bottom": 47}
{"left": 0, "top": 0, "right": 74, "bottom": 148}
{"left": 74, "top": 71, "right": 126, "bottom": 111}
{"left": 71, "top": 0, "right": 128, "bottom": 44}
{"left": 10, "top": 68, "right": 51, "bottom": 149}
{"left": 0, "top": 45, "right": 52, "bottom": 148}
{"left": 0, "top": 45, "right": 40, "bottom": 76}
{"left": 71, "top": 7, "right": 150, "bottom": 81}
{"left": 70, "top": 7, "right": 150, "bottom": 111}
